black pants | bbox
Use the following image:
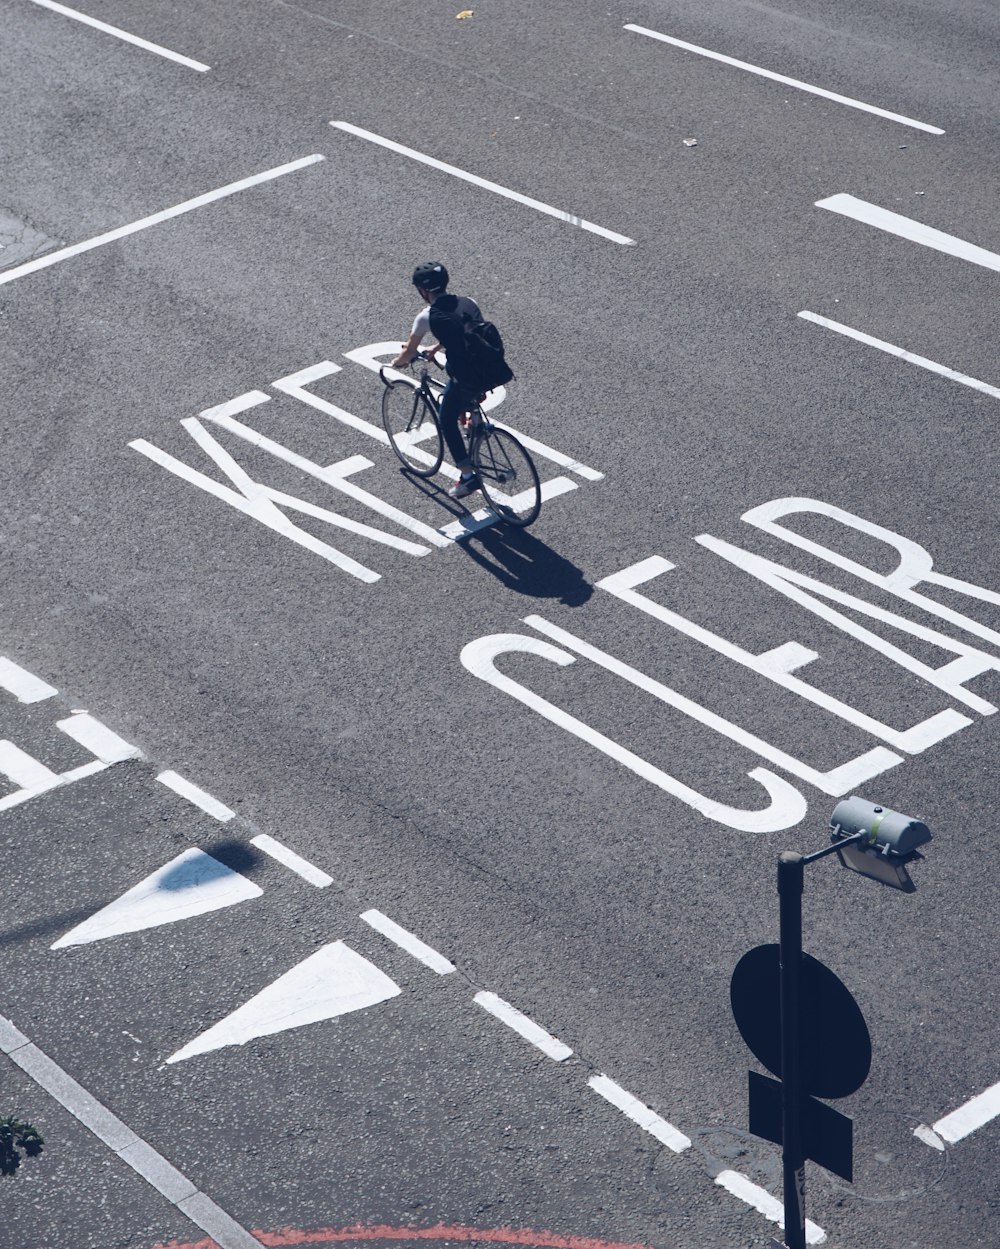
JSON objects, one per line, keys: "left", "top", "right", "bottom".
{"left": 439, "top": 377, "right": 479, "bottom": 472}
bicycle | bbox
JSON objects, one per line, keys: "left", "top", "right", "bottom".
{"left": 379, "top": 352, "right": 542, "bottom": 527}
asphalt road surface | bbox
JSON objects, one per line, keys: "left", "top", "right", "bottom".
{"left": 2, "top": 3, "right": 999, "bottom": 1248}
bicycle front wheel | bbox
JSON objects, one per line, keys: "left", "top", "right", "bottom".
{"left": 381, "top": 381, "right": 444, "bottom": 477}
{"left": 473, "top": 426, "right": 542, "bottom": 527}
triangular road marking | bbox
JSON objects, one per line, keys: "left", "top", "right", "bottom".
{"left": 51, "top": 847, "right": 262, "bottom": 949}
{"left": 166, "top": 941, "right": 400, "bottom": 1064}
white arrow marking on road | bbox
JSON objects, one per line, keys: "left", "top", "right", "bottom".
{"left": 51, "top": 848, "right": 262, "bottom": 949}
{"left": 816, "top": 194, "right": 1000, "bottom": 272}
{"left": 166, "top": 941, "right": 401, "bottom": 1064}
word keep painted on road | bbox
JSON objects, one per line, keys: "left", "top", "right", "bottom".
{"left": 463, "top": 497, "right": 1000, "bottom": 832}
{"left": 130, "top": 342, "right": 602, "bottom": 583}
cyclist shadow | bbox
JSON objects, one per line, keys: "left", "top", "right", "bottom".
{"left": 459, "top": 523, "right": 593, "bottom": 606}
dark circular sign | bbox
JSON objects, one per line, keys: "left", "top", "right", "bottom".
{"left": 730, "top": 944, "right": 872, "bottom": 1099}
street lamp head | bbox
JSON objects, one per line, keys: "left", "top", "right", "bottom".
{"left": 829, "top": 796, "right": 932, "bottom": 892}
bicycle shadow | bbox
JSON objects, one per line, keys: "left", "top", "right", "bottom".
{"left": 458, "top": 523, "right": 593, "bottom": 606}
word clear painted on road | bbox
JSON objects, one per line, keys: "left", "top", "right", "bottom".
{"left": 463, "top": 497, "right": 1000, "bottom": 832}
{"left": 131, "top": 343, "right": 602, "bottom": 583}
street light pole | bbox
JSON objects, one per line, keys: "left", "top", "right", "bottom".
{"left": 777, "top": 850, "right": 806, "bottom": 1249}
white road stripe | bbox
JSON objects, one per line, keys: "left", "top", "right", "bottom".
{"left": 0, "top": 154, "right": 325, "bottom": 286}
{"left": 330, "top": 121, "right": 636, "bottom": 246}
{"left": 931, "top": 1079, "right": 1000, "bottom": 1144}
{"left": 715, "top": 1170, "right": 826, "bottom": 1244}
{"left": 798, "top": 311, "right": 1000, "bottom": 401}
{"left": 816, "top": 194, "right": 1000, "bottom": 272}
{"left": 0, "top": 1015, "right": 264, "bottom": 1248}
{"left": 360, "top": 909, "right": 456, "bottom": 974}
{"left": 587, "top": 1074, "right": 690, "bottom": 1153}
{"left": 251, "top": 834, "right": 333, "bottom": 887}
{"left": 56, "top": 714, "right": 141, "bottom": 763}
{"left": 0, "top": 742, "right": 58, "bottom": 791}
{"left": 474, "top": 991, "right": 573, "bottom": 1061}
{"left": 156, "top": 771, "right": 235, "bottom": 822}
{"left": 626, "top": 25, "right": 943, "bottom": 135}
{"left": 0, "top": 657, "right": 57, "bottom": 702}
{"left": 26, "top": 0, "right": 211, "bottom": 71}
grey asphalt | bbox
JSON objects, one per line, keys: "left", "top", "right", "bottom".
{"left": 1, "top": 2, "right": 999, "bottom": 1247}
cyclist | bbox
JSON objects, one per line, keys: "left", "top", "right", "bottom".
{"left": 391, "top": 262, "right": 487, "bottom": 500}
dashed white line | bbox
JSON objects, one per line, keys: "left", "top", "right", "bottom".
{"left": 156, "top": 771, "right": 235, "bottom": 822}
{"left": 360, "top": 909, "right": 456, "bottom": 974}
{"left": 929, "top": 1078, "right": 1000, "bottom": 1144}
{"left": 330, "top": 121, "right": 636, "bottom": 246}
{"left": 56, "top": 714, "right": 141, "bottom": 764}
{"left": 0, "top": 154, "right": 325, "bottom": 286}
{"left": 587, "top": 1074, "right": 690, "bottom": 1152}
{"left": 26, "top": 0, "right": 211, "bottom": 71}
{"left": 799, "top": 310, "right": 1000, "bottom": 401}
{"left": 816, "top": 193, "right": 1000, "bottom": 272}
{"left": 0, "top": 1015, "right": 264, "bottom": 1248}
{"left": 251, "top": 834, "right": 333, "bottom": 887}
{"left": 0, "top": 657, "right": 57, "bottom": 703}
{"left": 473, "top": 991, "right": 573, "bottom": 1061}
{"left": 715, "top": 1170, "right": 826, "bottom": 1244}
{"left": 625, "top": 24, "right": 943, "bottom": 135}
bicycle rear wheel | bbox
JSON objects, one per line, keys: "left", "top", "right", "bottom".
{"left": 472, "top": 426, "right": 542, "bottom": 527}
{"left": 381, "top": 381, "right": 444, "bottom": 477}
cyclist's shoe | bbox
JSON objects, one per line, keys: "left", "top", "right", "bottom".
{"left": 448, "top": 472, "right": 481, "bottom": 500}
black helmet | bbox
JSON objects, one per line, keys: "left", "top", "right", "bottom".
{"left": 412, "top": 261, "right": 449, "bottom": 292}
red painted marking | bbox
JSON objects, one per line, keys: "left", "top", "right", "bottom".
{"left": 146, "top": 1222, "right": 659, "bottom": 1249}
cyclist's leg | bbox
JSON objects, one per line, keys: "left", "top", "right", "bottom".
{"left": 438, "top": 379, "right": 477, "bottom": 474}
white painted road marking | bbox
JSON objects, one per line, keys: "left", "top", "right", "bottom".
{"left": 625, "top": 24, "right": 943, "bottom": 135}
{"left": 0, "top": 1014, "right": 264, "bottom": 1248}
{"left": 251, "top": 834, "right": 333, "bottom": 887}
{"left": 51, "top": 848, "right": 262, "bottom": 948}
{"left": 56, "top": 713, "right": 141, "bottom": 763}
{"left": 928, "top": 1078, "right": 1000, "bottom": 1144}
{"left": 798, "top": 311, "right": 1000, "bottom": 402}
{"left": 816, "top": 194, "right": 1000, "bottom": 272}
{"left": 330, "top": 121, "right": 637, "bottom": 246}
{"left": 361, "top": 909, "right": 456, "bottom": 974}
{"left": 156, "top": 770, "right": 235, "bottom": 821}
{"left": 26, "top": 0, "right": 211, "bottom": 71}
{"left": 0, "top": 154, "right": 325, "bottom": 286}
{"left": 0, "top": 657, "right": 57, "bottom": 702}
{"left": 473, "top": 991, "right": 573, "bottom": 1061}
{"left": 167, "top": 941, "right": 400, "bottom": 1063}
{"left": 715, "top": 1170, "right": 826, "bottom": 1244}
{"left": 587, "top": 1074, "right": 690, "bottom": 1152}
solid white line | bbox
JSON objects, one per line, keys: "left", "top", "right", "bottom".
{"left": 360, "top": 909, "right": 456, "bottom": 974}
{"left": 0, "top": 1015, "right": 264, "bottom": 1248}
{"left": 798, "top": 311, "right": 1000, "bottom": 401}
{"left": 587, "top": 1074, "right": 690, "bottom": 1152}
{"left": 0, "top": 154, "right": 325, "bottom": 287}
{"left": 715, "top": 1170, "right": 826, "bottom": 1244}
{"left": 816, "top": 194, "right": 1000, "bottom": 272}
{"left": 250, "top": 834, "right": 333, "bottom": 887}
{"left": 156, "top": 771, "right": 235, "bottom": 822}
{"left": 932, "top": 1079, "right": 1000, "bottom": 1144}
{"left": 0, "top": 657, "right": 57, "bottom": 702}
{"left": 473, "top": 991, "right": 573, "bottom": 1061}
{"left": 913, "top": 1123, "right": 946, "bottom": 1150}
{"left": 330, "top": 121, "right": 636, "bottom": 246}
{"left": 56, "top": 714, "right": 141, "bottom": 763}
{"left": 625, "top": 25, "right": 943, "bottom": 134}
{"left": 27, "top": 0, "right": 211, "bottom": 71}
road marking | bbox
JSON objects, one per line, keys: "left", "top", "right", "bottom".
{"left": 0, "top": 657, "right": 57, "bottom": 702}
{"left": 473, "top": 991, "right": 573, "bottom": 1061}
{"left": 360, "top": 909, "right": 456, "bottom": 974}
{"left": 51, "top": 847, "right": 262, "bottom": 948}
{"left": 56, "top": 713, "right": 141, "bottom": 763}
{"left": 928, "top": 1078, "right": 1000, "bottom": 1144}
{"left": 251, "top": 834, "right": 333, "bottom": 887}
{"left": 715, "top": 1170, "right": 826, "bottom": 1244}
{"left": 167, "top": 941, "right": 400, "bottom": 1063}
{"left": 816, "top": 194, "right": 1000, "bottom": 272}
{"left": 798, "top": 311, "right": 1000, "bottom": 402}
{"left": 0, "top": 1014, "right": 264, "bottom": 1248}
{"left": 625, "top": 25, "right": 943, "bottom": 134}
{"left": 156, "top": 770, "right": 235, "bottom": 822}
{"left": 0, "top": 154, "right": 325, "bottom": 286}
{"left": 26, "top": 0, "right": 211, "bottom": 71}
{"left": 586, "top": 1075, "right": 690, "bottom": 1152}
{"left": 0, "top": 741, "right": 58, "bottom": 793}
{"left": 913, "top": 1123, "right": 945, "bottom": 1150}
{"left": 330, "top": 122, "right": 636, "bottom": 246}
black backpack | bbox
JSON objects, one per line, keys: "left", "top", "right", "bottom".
{"left": 430, "top": 295, "right": 515, "bottom": 392}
